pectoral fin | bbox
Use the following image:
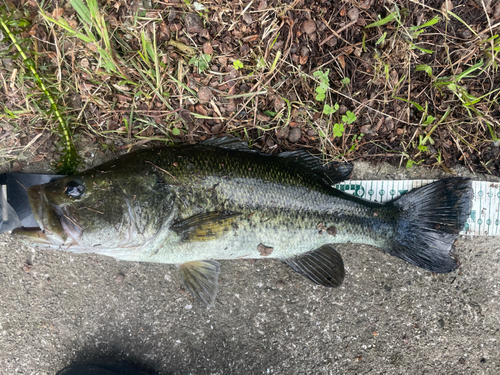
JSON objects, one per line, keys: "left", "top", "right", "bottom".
{"left": 281, "top": 244, "right": 345, "bottom": 287}
{"left": 179, "top": 260, "right": 221, "bottom": 307}
{"left": 171, "top": 211, "right": 240, "bottom": 242}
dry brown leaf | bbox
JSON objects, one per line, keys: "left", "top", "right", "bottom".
{"left": 338, "top": 55, "right": 346, "bottom": 69}
{"left": 441, "top": 0, "right": 453, "bottom": 19}
{"left": 52, "top": 8, "right": 64, "bottom": 18}
{"left": 203, "top": 41, "right": 213, "bottom": 55}
{"left": 29, "top": 155, "right": 45, "bottom": 163}
{"left": 113, "top": 83, "right": 131, "bottom": 91}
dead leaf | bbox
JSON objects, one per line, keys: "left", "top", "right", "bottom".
{"left": 441, "top": 0, "right": 453, "bottom": 19}
{"left": 359, "top": 0, "right": 374, "bottom": 10}
{"left": 203, "top": 41, "right": 213, "bottom": 55}
{"left": 29, "top": 155, "right": 45, "bottom": 163}
{"left": 52, "top": 8, "right": 64, "bottom": 18}
{"left": 113, "top": 83, "right": 131, "bottom": 91}
{"left": 23, "top": 263, "right": 32, "bottom": 273}
{"left": 80, "top": 58, "right": 89, "bottom": 69}
{"left": 338, "top": 55, "right": 346, "bottom": 69}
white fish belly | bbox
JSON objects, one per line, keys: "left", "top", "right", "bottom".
{"left": 115, "top": 226, "right": 382, "bottom": 264}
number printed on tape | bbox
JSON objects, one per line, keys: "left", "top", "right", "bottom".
{"left": 335, "top": 180, "right": 500, "bottom": 236}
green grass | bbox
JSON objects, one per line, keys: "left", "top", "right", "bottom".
{"left": 0, "top": 0, "right": 498, "bottom": 175}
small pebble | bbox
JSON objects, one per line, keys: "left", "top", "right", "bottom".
{"left": 347, "top": 8, "right": 359, "bottom": 21}
{"left": 360, "top": 124, "right": 373, "bottom": 134}
{"left": 115, "top": 274, "right": 125, "bottom": 283}
{"left": 276, "top": 126, "right": 289, "bottom": 139}
{"left": 288, "top": 127, "right": 302, "bottom": 143}
{"left": 211, "top": 124, "right": 222, "bottom": 133}
{"left": 303, "top": 20, "right": 316, "bottom": 34}
{"left": 198, "top": 87, "right": 213, "bottom": 103}
{"left": 203, "top": 41, "right": 213, "bottom": 55}
{"left": 185, "top": 13, "right": 203, "bottom": 34}
{"left": 12, "top": 161, "right": 21, "bottom": 172}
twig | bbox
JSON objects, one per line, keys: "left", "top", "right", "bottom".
{"left": 145, "top": 161, "right": 179, "bottom": 183}
{"left": 319, "top": 19, "right": 358, "bottom": 46}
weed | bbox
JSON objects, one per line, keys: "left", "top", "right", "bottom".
{"left": 323, "top": 103, "right": 339, "bottom": 115}
{"left": 189, "top": 53, "right": 212, "bottom": 73}
{"left": 1, "top": 5, "right": 80, "bottom": 173}
{"left": 332, "top": 123, "right": 344, "bottom": 138}
{"left": 313, "top": 69, "right": 329, "bottom": 101}
{"left": 233, "top": 60, "right": 244, "bottom": 70}
{"left": 342, "top": 111, "right": 356, "bottom": 125}
{"left": 341, "top": 77, "right": 350, "bottom": 86}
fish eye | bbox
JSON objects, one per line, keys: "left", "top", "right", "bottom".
{"left": 64, "top": 179, "right": 85, "bottom": 199}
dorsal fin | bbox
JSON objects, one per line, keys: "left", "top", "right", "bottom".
{"left": 279, "top": 150, "right": 353, "bottom": 185}
{"left": 201, "top": 136, "right": 255, "bottom": 152}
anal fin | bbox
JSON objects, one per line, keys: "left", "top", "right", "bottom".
{"left": 179, "top": 260, "right": 221, "bottom": 307}
{"left": 281, "top": 244, "right": 345, "bottom": 287}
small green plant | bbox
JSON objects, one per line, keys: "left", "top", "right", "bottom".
{"left": 417, "top": 135, "right": 429, "bottom": 152}
{"left": 41, "top": 0, "right": 129, "bottom": 79}
{"left": 406, "top": 158, "right": 423, "bottom": 169}
{"left": 333, "top": 123, "right": 344, "bottom": 138}
{"left": 233, "top": 60, "right": 244, "bottom": 70}
{"left": 342, "top": 111, "right": 357, "bottom": 124}
{"left": 313, "top": 69, "right": 330, "bottom": 101}
{"left": 323, "top": 103, "right": 339, "bottom": 115}
{"left": 189, "top": 53, "right": 211, "bottom": 73}
{"left": 416, "top": 64, "right": 433, "bottom": 78}
{"left": 366, "top": 6, "right": 437, "bottom": 54}
{"left": 479, "top": 34, "right": 500, "bottom": 72}
{"left": 341, "top": 77, "right": 351, "bottom": 86}
{"left": 423, "top": 115, "right": 435, "bottom": 125}
{"left": 330, "top": 110, "right": 357, "bottom": 139}
{"left": 348, "top": 133, "right": 364, "bottom": 153}
{"left": 1, "top": 6, "right": 80, "bottom": 174}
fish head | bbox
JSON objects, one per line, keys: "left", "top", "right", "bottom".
{"left": 17, "top": 167, "right": 176, "bottom": 252}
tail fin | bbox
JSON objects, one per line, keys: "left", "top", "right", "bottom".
{"left": 387, "top": 177, "right": 473, "bottom": 273}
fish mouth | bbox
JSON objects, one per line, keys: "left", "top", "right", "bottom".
{"left": 13, "top": 184, "right": 83, "bottom": 246}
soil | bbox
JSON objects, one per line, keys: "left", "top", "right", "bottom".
{"left": 1, "top": 0, "right": 499, "bottom": 175}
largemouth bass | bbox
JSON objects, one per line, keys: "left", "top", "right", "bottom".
{"left": 14, "top": 137, "right": 473, "bottom": 306}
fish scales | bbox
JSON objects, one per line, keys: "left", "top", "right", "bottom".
{"left": 14, "top": 138, "right": 473, "bottom": 306}
{"left": 122, "top": 145, "right": 398, "bottom": 263}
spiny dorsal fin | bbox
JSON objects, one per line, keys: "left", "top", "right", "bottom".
{"left": 171, "top": 211, "right": 241, "bottom": 242}
{"left": 281, "top": 244, "right": 345, "bottom": 287}
{"left": 179, "top": 260, "right": 220, "bottom": 307}
{"left": 279, "top": 151, "right": 352, "bottom": 185}
{"left": 201, "top": 136, "right": 255, "bottom": 152}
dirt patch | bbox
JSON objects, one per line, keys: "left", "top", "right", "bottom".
{"left": 0, "top": 0, "right": 499, "bottom": 175}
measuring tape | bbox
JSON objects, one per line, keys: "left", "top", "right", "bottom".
{"left": 335, "top": 180, "right": 500, "bottom": 236}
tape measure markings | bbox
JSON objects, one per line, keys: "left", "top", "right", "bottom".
{"left": 335, "top": 180, "right": 500, "bottom": 236}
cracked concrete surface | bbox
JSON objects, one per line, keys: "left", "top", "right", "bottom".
{"left": 0, "top": 161, "right": 499, "bottom": 374}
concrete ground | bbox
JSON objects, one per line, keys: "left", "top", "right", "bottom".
{"left": 0, "top": 160, "right": 499, "bottom": 374}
